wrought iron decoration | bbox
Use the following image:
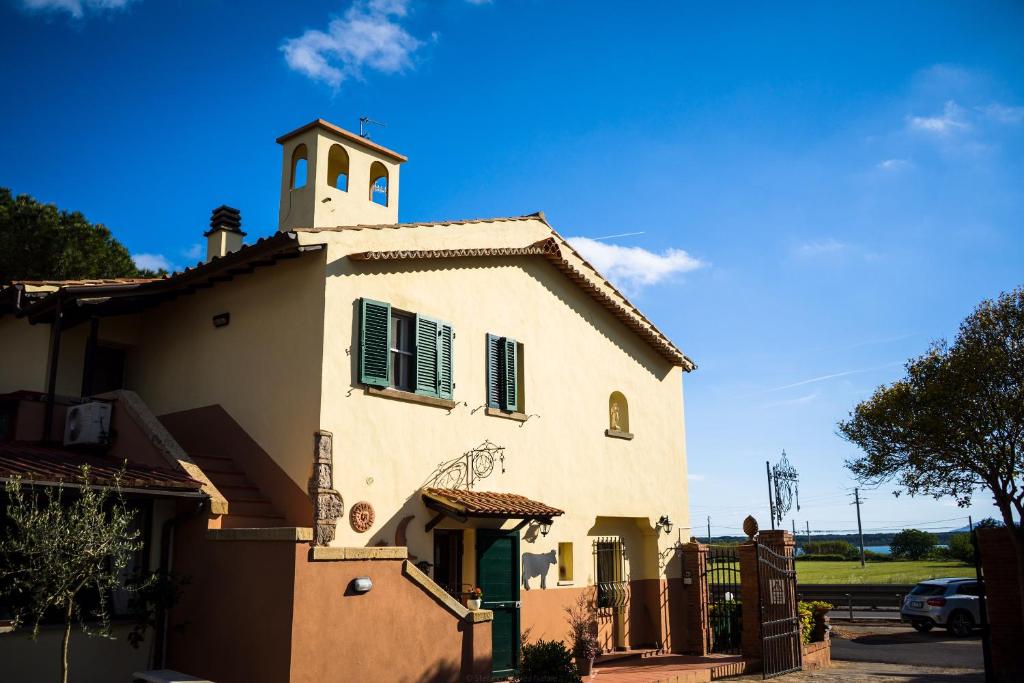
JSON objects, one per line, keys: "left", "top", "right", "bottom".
{"left": 426, "top": 440, "right": 506, "bottom": 490}
{"left": 770, "top": 450, "right": 800, "bottom": 529}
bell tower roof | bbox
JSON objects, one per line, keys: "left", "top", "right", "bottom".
{"left": 275, "top": 118, "right": 407, "bottom": 163}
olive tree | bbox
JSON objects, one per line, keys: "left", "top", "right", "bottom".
{"left": 840, "top": 288, "right": 1024, "bottom": 623}
{"left": 0, "top": 466, "right": 144, "bottom": 683}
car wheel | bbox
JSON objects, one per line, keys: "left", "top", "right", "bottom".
{"left": 947, "top": 611, "right": 974, "bottom": 637}
{"left": 911, "top": 620, "right": 934, "bottom": 633}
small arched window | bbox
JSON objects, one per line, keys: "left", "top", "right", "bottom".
{"left": 369, "top": 161, "right": 389, "bottom": 207}
{"left": 327, "top": 144, "right": 349, "bottom": 192}
{"left": 608, "top": 391, "right": 630, "bottom": 434}
{"left": 291, "top": 144, "right": 308, "bottom": 190}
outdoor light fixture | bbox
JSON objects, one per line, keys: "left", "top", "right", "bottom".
{"left": 540, "top": 521, "right": 551, "bottom": 537}
{"left": 657, "top": 515, "right": 674, "bottom": 535}
{"left": 212, "top": 312, "right": 230, "bottom": 328}
{"left": 352, "top": 577, "right": 373, "bottom": 594}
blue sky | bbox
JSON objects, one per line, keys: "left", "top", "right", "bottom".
{"left": 2, "top": 0, "right": 1022, "bottom": 538}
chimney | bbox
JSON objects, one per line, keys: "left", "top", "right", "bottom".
{"left": 204, "top": 205, "right": 246, "bottom": 262}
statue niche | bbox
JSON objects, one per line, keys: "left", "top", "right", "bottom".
{"left": 608, "top": 392, "right": 629, "bottom": 433}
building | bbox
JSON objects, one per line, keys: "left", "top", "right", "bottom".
{"left": 0, "top": 119, "right": 696, "bottom": 682}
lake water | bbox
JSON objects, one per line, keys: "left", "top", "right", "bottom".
{"left": 865, "top": 545, "right": 891, "bottom": 554}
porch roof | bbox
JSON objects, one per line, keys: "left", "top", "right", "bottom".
{"left": 422, "top": 487, "right": 564, "bottom": 522}
{"left": 0, "top": 443, "right": 205, "bottom": 494}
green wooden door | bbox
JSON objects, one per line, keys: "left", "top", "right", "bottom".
{"left": 476, "top": 530, "right": 520, "bottom": 679}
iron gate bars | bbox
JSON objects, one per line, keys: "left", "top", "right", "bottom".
{"left": 703, "top": 545, "right": 743, "bottom": 655}
{"left": 757, "top": 541, "right": 802, "bottom": 678}
{"left": 593, "top": 537, "right": 627, "bottom": 613}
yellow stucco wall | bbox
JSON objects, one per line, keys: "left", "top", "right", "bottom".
{"left": 0, "top": 316, "right": 50, "bottom": 394}
{"left": 127, "top": 256, "right": 326, "bottom": 490}
{"left": 307, "top": 218, "right": 691, "bottom": 586}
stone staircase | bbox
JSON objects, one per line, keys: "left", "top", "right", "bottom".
{"left": 185, "top": 450, "right": 287, "bottom": 528}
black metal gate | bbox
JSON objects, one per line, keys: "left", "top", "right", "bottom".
{"left": 703, "top": 545, "right": 743, "bottom": 654}
{"left": 756, "top": 542, "right": 802, "bottom": 678}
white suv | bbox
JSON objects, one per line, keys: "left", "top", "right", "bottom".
{"left": 900, "top": 577, "right": 981, "bottom": 637}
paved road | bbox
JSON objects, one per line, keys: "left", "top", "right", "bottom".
{"left": 830, "top": 623, "right": 983, "bottom": 670}
{"left": 734, "top": 660, "right": 984, "bottom": 682}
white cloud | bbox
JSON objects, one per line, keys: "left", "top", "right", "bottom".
{"left": 21, "top": 0, "right": 135, "bottom": 18}
{"left": 877, "top": 158, "right": 910, "bottom": 171}
{"left": 793, "top": 239, "right": 847, "bottom": 258}
{"left": 980, "top": 103, "right": 1024, "bottom": 125}
{"left": 281, "top": 0, "right": 423, "bottom": 89}
{"left": 183, "top": 243, "right": 204, "bottom": 262}
{"left": 567, "top": 237, "right": 705, "bottom": 291}
{"left": 132, "top": 253, "right": 175, "bottom": 273}
{"left": 907, "top": 100, "right": 969, "bottom": 135}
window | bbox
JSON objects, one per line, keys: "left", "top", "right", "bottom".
{"left": 327, "top": 144, "right": 349, "bottom": 191}
{"left": 956, "top": 583, "right": 980, "bottom": 596}
{"left": 291, "top": 144, "right": 308, "bottom": 189}
{"left": 359, "top": 298, "right": 453, "bottom": 399}
{"left": 369, "top": 161, "right": 389, "bottom": 206}
{"left": 594, "top": 537, "right": 625, "bottom": 610}
{"left": 487, "top": 334, "right": 523, "bottom": 412}
{"left": 558, "top": 542, "right": 573, "bottom": 582}
{"left": 390, "top": 311, "right": 415, "bottom": 391}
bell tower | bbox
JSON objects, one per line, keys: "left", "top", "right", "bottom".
{"left": 276, "top": 118, "right": 407, "bottom": 231}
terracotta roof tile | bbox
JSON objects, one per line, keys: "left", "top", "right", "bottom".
{"left": 0, "top": 443, "right": 204, "bottom": 492}
{"left": 11, "top": 278, "right": 161, "bottom": 287}
{"left": 424, "top": 488, "right": 564, "bottom": 518}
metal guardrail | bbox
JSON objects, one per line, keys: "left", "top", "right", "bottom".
{"left": 797, "top": 583, "right": 914, "bottom": 611}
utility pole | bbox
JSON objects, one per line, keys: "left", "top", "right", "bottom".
{"left": 766, "top": 460, "right": 776, "bottom": 530}
{"left": 969, "top": 515, "right": 974, "bottom": 531}
{"left": 853, "top": 488, "right": 866, "bottom": 567}
{"left": 806, "top": 521, "right": 811, "bottom": 548}
{"left": 707, "top": 516, "right": 712, "bottom": 545}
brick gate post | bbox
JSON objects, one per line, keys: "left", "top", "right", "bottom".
{"left": 739, "top": 530, "right": 796, "bottom": 663}
{"left": 678, "top": 541, "right": 709, "bottom": 655}
{"left": 738, "top": 541, "right": 762, "bottom": 661}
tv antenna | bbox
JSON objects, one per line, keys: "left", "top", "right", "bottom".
{"left": 359, "top": 116, "right": 386, "bottom": 139}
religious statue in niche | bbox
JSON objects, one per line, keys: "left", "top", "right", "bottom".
{"left": 608, "top": 392, "right": 629, "bottom": 433}
{"left": 521, "top": 551, "right": 557, "bottom": 590}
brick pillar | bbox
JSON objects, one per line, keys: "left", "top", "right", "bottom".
{"left": 977, "top": 528, "right": 1024, "bottom": 682}
{"left": 677, "top": 542, "right": 709, "bottom": 655}
{"left": 738, "top": 541, "right": 761, "bottom": 661}
{"left": 739, "top": 530, "right": 796, "bottom": 663}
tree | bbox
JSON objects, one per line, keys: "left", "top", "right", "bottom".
{"left": 889, "top": 529, "right": 936, "bottom": 560}
{"left": 0, "top": 187, "right": 162, "bottom": 282}
{"left": 840, "top": 287, "right": 1024, "bottom": 624}
{"left": 0, "top": 467, "right": 145, "bottom": 683}
{"left": 948, "top": 532, "right": 974, "bottom": 563}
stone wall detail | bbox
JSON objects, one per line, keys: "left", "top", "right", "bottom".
{"left": 309, "top": 430, "right": 343, "bottom": 546}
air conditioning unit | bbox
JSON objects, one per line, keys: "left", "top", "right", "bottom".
{"left": 64, "top": 401, "right": 112, "bottom": 446}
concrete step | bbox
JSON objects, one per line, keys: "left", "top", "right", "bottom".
{"left": 220, "top": 514, "right": 288, "bottom": 529}
{"left": 595, "top": 647, "right": 661, "bottom": 664}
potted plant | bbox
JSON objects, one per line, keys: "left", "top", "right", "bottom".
{"left": 565, "top": 592, "right": 600, "bottom": 676}
{"left": 467, "top": 586, "right": 483, "bottom": 610}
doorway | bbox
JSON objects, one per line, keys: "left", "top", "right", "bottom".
{"left": 476, "top": 529, "right": 520, "bottom": 678}
{"left": 432, "top": 529, "right": 463, "bottom": 599}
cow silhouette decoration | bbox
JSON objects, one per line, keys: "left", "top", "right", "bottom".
{"left": 521, "top": 551, "right": 557, "bottom": 590}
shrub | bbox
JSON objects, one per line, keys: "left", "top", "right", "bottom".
{"left": 948, "top": 533, "right": 974, "bottom": 563}
{"left": 797, "top": 600, "right": 832, "bottom": 643}
{"left": 518, "top": 640, "right": 581, "bottom": 683}
{"left": 862, "top": 549, "right": 894, "bottom": 562}
{"left": 709, "top": 599, "right": 741, "bottom": 651}
{"left": 890, "top": 529, "right": 937, "bottom": 560}
{"left": 564, "top": 592, "right": 599, "bottom": 661}
{"left": 803, "top": 541, "right": 855, "bottom": 557}
{"left": 796, "top": 554, "right": 847, "bottom": 561}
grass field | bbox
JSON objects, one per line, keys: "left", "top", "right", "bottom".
{"left": 795, "top": 559, "right": 973, "bottom": 584}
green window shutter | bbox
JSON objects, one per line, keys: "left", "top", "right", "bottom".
{"left": 503, "top": 338, "right": 518, "bottom": 412}
{"left": 486, "top": 334, "right": 502, "bottom": 408}
{"left": 415, "top": 315, "right": 440, "bottom": 397}
{"left": 438, "top": 322, "right": 454, "bottom": 400}
{"left": 359, "top": 298, "right": 391, "bottom": 387}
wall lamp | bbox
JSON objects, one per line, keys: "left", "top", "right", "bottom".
{"left": 540, "top": 520, "right": 551, "bottom": 537}
{"left": 656, "top": 515, "right": 674, "bottom": 535}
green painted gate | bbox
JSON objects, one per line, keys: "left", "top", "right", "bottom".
{"left": 476, "top": 530, "right": 520, "bottom": 679}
